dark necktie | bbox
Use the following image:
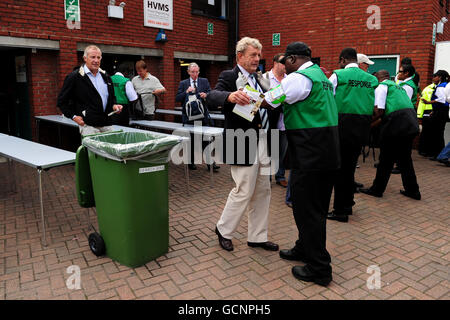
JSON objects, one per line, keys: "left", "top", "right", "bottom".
{"left": 193, "top": 80, "right": 197, "bottom": 92}
{"left": 250, "top": 74, "right": 268, "bottom": 131}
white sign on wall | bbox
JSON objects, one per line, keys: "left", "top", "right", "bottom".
{"left": 144, "top": 0, "right": 173, "bottom": 30}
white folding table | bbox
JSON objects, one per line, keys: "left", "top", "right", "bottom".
{"left": 0, "top": 133, "right": 76, "bottom": 246}
{"left": 129, "top": 120, "right": 224, "bottom": 185}
{"left": 155, "top": 108, "right": 225, "bottom": 121}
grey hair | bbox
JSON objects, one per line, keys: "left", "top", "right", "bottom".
{"left": 235, "top": 37, "right": 262, "bottom": 55}
{"left": 83, "top": 45, "right": 101, "bottom": 58}
{"left": 187, "top": 62, "right": 200, "bottom": 72}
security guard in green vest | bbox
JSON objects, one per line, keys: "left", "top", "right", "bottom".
{"left": 110, "top": 66, "right": 138, "bottom": 126}
{"left": 264, "top": 42, "right": 340, "bottom": 286}
{"left": 327, "top": 48, "right": 378, "bottom": 222}
{"left": 360, "top": 70, "right": 420, "bottom": 200}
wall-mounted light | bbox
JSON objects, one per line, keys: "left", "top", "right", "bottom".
{"left": 108, "top": 0, "right": 125, "bottom": 19}
{"left": 155, "top": 29, "right": 168, "bottom": 42}
{"left": 437, "top": 17, "right": 448, "bottom": 34}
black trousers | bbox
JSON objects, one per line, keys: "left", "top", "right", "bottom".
{"left": 291, "top": 169, "right": 336, "bottom": 277}
{"left": 371, "top": 134, "right": 419, "bottom": 194}
{"left": 428, "top": 105, "right": 449, "bottom": 157}
{"left": 333, "top": 142, "right": 362, "bottom": 214}
{"left": 110, "top": 103, "right": 130, "bottom": 127}
{"left": 418, "top": 116, "right": 432, "bottom": 155}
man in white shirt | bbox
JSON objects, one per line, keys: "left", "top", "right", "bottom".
{"left": 265, "top": 53, "right": 288, "bottom": 189}
{"left": 132, "top": 60, "right": 166, "bottom": 120}
{"left": 207, "top": 37, "right": 278, "bottom": 253}
{"left": 57, "top": 45, "right": 123, "bottom": 136}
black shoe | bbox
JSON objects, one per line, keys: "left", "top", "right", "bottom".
{"left": 286, "top": 202, "right": 292, "bottom": 208}
{"left": 279, "top": 248, "right": 308, "bottom": 263}
{"left": 391, "top": 167, "right": 401, "bottom": 174}
{"left": 188, "top": 164, "right": 197, "bottom": 170}
{"left": 291, "top": 265, "right": 332, "bottom": 287}
{"left": 359, "top": 187, "right": 383, "bottom": 198}
{"left": 354, "top": 182, "right": 364, "bottom": 189}
{"left": 400, "top": 190, "right": 421, "bottom": 200}
{"left": 215, "top": 227, "right": 233, "bottom": 251}
{"left": 276, "top": 180, "right": 288, "bottom": 187}
{"left": 327, "top": 211, "right": 349, "bottom": 222}
{"left": 247, "top": 241, "right": 279, "bottom": 251}
{"left": 374, "top": 162, "right": 379, "bottom": 168}
{"left": 207, "top": 163, "right": 220, "bottom": 172}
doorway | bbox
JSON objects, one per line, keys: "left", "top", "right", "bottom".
{"left": 0, "top": 48, "right": 32, "bottom": 139}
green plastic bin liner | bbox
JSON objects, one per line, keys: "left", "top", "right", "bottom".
{"left": 81, "top": 131, "right": 181, "bottom": 267}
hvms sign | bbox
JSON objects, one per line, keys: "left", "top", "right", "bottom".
{"left": 144, "top": 0, "right": 173, "bottom": 30}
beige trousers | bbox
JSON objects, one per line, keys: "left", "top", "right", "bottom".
{"left": 217, "top": 136, "right": 271, "bottom": 243}
{"left": 79, "top": 125, "right": 114, "bottom": 137}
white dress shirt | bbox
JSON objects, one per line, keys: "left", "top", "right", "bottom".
{"left": 398, "top": 76, "right": 414, "bottom": 100}
{"left": 374, "top": 81, "right": 388, "bottom": 110}
{"left": 434, "top": 84, "right": 448, "bottom": 104}
{"left": 84, "top": 64, "right": 108, "bottom": 111}
{"left": 266, "top": 61, "right": 314, "bottom": 108}
{"left": 114, "top": 72, "right": 138, "bottom": 102}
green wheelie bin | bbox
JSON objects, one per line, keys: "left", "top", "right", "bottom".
{"left": 76, "top": 131, "right": 181, "bottom": 268}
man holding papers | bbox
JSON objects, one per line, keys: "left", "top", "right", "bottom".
{"left": 206, "top": 37, "right": 279, "bottom": 253}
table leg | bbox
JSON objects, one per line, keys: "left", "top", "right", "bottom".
{"left": 184, "top": 164, "right": 190, "bottom": 195}
{"left": 37, "top": 169, "right": 47, "bottom": 246}
{"left": 8, "top": 158, "right": 17, "bottom": 193}
{"left": 36, "top": 119, "right": 40, "bottom": 143}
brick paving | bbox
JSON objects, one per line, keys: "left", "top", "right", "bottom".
{"left": 0, "top": 151, "right": 449, "bottom": 300}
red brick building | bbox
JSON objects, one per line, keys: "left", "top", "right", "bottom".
{"left": 0, "top": 0, "right": 449, "bottom": 141}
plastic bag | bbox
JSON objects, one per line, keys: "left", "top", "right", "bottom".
{"left": 82, "top": 131, "right": 182, "bottom": 163}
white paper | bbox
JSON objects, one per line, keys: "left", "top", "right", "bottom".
{"left": 232, "top": 85, "right": 265, "bottom": 122}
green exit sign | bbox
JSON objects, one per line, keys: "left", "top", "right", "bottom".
{"left": 65, "top": 0, "right": 80, "bottom": 21}
{"left": 272, "top": 33, "right": 280, "bottom": 46}
{"left": 207, "top": 23, "right": 214, "bottom": 35}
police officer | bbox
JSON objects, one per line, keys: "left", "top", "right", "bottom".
{"left": 327, "top": 48, "right": 378, "bottom": 222}
{"left": 264, "top": 42, "right": 340, "bottom": 286}
{"left": 360, "top": 70, "right": 420, "bottom": 200}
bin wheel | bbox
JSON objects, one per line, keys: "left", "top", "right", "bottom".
{"left": 88, "top": 232, "right": 105, "bottom": 256}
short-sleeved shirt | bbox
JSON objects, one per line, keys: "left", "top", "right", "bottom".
{"left": 132, "top": 73, "right": 165, "bottom": 115}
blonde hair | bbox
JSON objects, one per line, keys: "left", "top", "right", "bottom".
{"left": 235, "top": 37, "right": 262, "bottom": 55}
{"left": 83, "top": 45, "right": 101, "bottom": 58}
{"left": 187, "top": 62, "right": 200, "bottom": 72}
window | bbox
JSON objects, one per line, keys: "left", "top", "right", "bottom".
{"left": 192, "top": 0, "right": 227, "bottom": 19}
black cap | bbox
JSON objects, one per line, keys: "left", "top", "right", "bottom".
{"left": 279, "top": 42, "right": 311, "bottom": 64}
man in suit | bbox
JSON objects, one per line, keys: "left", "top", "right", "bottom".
{"left": 176, "top": 62, "right": 219, "bottom": 171}
{"left": 206, "top": 37, "right": 278, "bottom": 252}
{"left": 57, "top": 45, "right": 123, "bottom": 136}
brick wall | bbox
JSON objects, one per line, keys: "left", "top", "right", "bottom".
{"left": 239, "top": 0, "right": 450, "bottom": 89}
{"left": 0, "top": 0, "right": 229, "bottom": 122}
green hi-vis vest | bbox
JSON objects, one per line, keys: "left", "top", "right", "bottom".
{"left": 399, "top": 77, "right": 418, "bottom": 106}
{"left": 333, "top": 67, "right": 378, "bottom": 115}
{"left": 283, "top": 64, "right": 340, "bottom": 171}
{"left": 378, "top": 80, "right": 418, "bottom": 141}
{"left": 284, "top": 64, "right": 338, "bottom": 130}
{"left": 111, "top": 74, "right": 130, "bottom": 104}
{"left": 380, "top": 80, "right": 414, "bottom": 115}
{"left": 417, "top": 83, "right": 435, "bottom": 118}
